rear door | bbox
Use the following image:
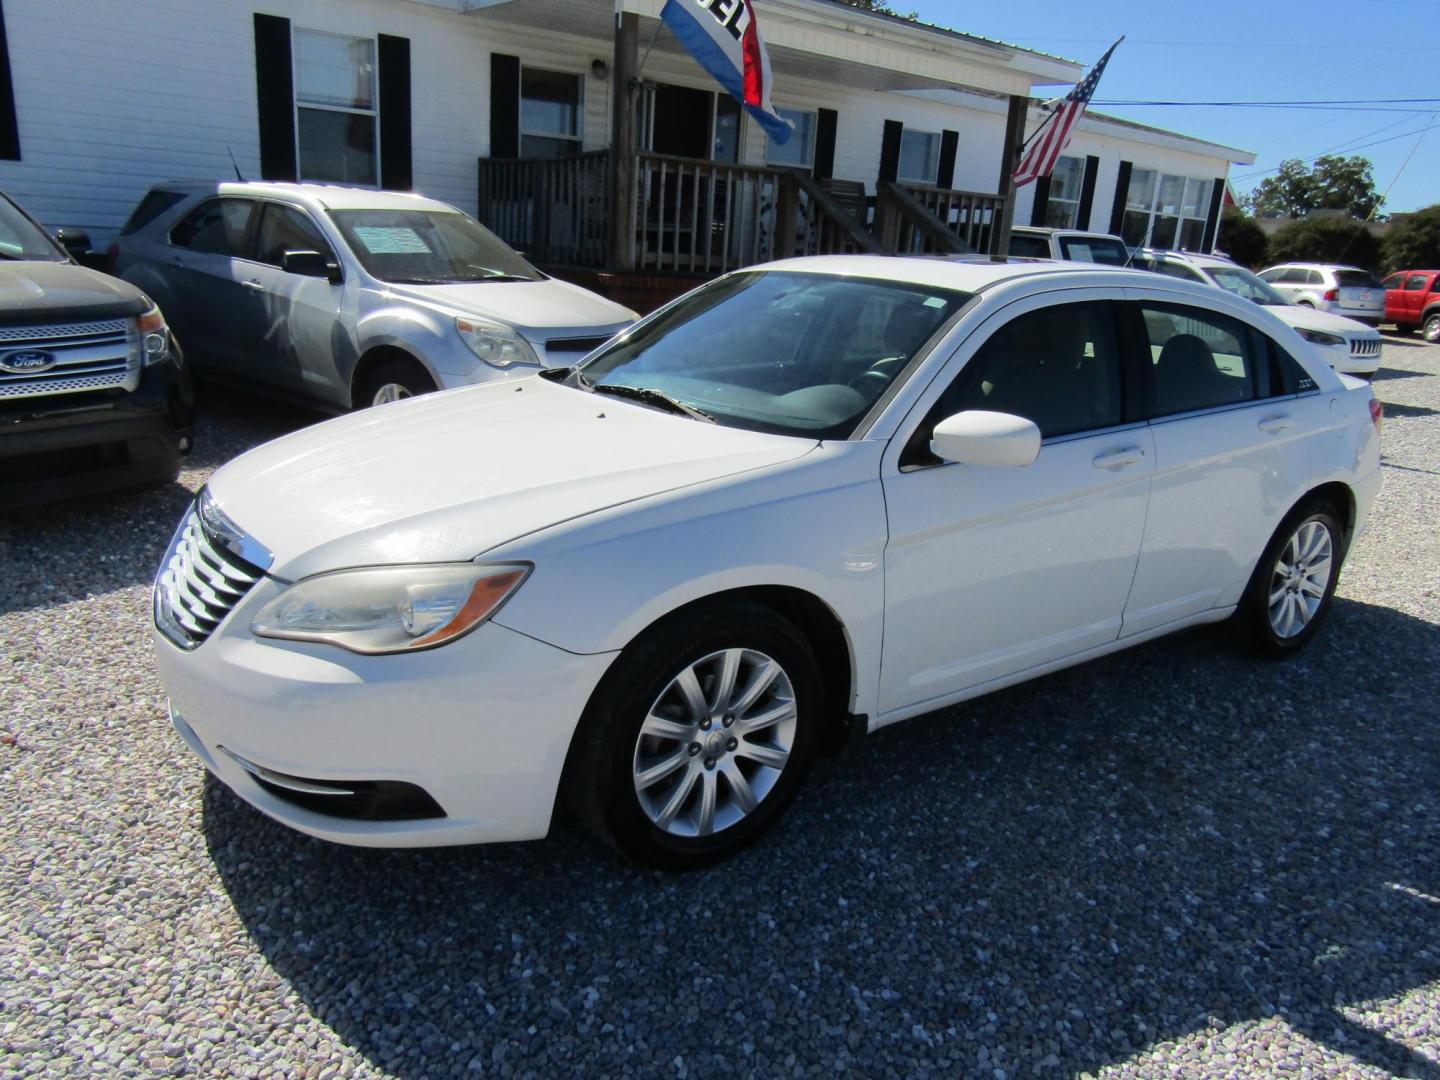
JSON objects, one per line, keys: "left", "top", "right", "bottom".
{"left": 164, "top": 197, "right": 257, "bottom": 370}
{"left": 1119, "top": 291, "right": 1318, "bottom": 635}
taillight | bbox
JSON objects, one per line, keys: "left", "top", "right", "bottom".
{"left": 1324, "top": 288, "right": 1339, "bottom": 302}
{"left": 104, "top": 241, "right": 118, "bottom": 273}
{"left": 1370, "top": 397, "right": 1383, "bottom": 434}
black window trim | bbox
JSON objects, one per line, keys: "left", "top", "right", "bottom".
{"left": 251, "top": 198, "right": 341, "bottom": 272}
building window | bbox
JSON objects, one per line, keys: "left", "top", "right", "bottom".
{"left": 766, "top": 108, "right": 815, "bottom": 169}
{"left": 713, "top": 95, "right": 742, "bottom": 164}
{"left": 1043, "top": 156, "right": 1085, "bottom": 228}
{"left": 898, "top": 130, "right": 941, "bottom": 185}
{"left": 1120, "top": 169, "right": 1213, "bottom": 251}
{"left": 294, "top": 29, "right": 377, "bottom": 185}
{"left": 520, "top": 68, "right": 582, "bottom": 158}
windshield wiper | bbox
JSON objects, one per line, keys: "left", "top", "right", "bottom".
{"left": 590, "top": 382, "right": 715, "bottom": 423}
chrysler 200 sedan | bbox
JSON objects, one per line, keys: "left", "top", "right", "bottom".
{"left": 153, "top": 257, "right": 1382, "bottom": 868}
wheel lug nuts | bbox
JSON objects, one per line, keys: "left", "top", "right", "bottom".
{"left": 726, "top": 738, "right": 738, "bottom": 751}
{"left": 688, "top": 743, "right": 701, "bottom": 756}
{"left": 723, "top": 714, "right": 735, "bottom": 728}
{"left": 704, "top": 757, "right": 716, "bottom": 770}
{"left": 700, "top": 719, "right": 712, "bottom": 731}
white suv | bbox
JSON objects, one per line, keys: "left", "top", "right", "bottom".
{"left": 1257, "top": 263, "right": 1385, "bottom": 327}
{"left": 1150, "top": 251, "right": 1381, "bottom": 378}
{"left": 1007, "top": 227, "right": 1136, "bottom": 267}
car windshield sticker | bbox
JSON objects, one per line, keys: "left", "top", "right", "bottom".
{"left": 352, "top": 226, "right": 432, "bottom": 255}
{"left": 924, "top": 296, "right": 948, "bottom": 309}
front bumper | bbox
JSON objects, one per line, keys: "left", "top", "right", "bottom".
{"left": 155, "top": 601, "right": 618, "bottom": 848}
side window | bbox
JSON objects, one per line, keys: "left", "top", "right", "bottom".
{"left": 1305, "top": 269, "right": 1325, "bottom": 286}
{"left": 1432, "top": 276, "right": 1440, "bottom": 294}
{"left": 1008, "top": 234, "right": 1050, "bottom": 259}
{"left": 1154, "top": 260, "right": 1203, "bottom": 282}
{"left": 1382, "top": 274, "right": 1402, "bottom": 291}
{"left": 910, "top": 301, "right": 1125, "bottom": 463}
{"left": 255, "top": 204, "right": 336, "bottom": 268}
{"left": 1406, "top": 274, "right": 1429, "bottom": 292}
{"left": 170, "top": 198, "right": 254, "bottom": 256}
{"left": 121, "top": 191, "right": 187, "bottom": 236}
{"left": 1139, "top": 302, "right": 1269, "bottom": 418}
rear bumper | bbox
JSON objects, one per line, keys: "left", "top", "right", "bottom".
{"left": 0, "top": 359, "right": 194, "bottom": 504}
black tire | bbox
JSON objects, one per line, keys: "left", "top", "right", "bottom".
{"left": 1232, "top": 500, "right": 1346, "bottom": 659}
{"left": 565, "top": 600, "right": 823, "bottom": 869}
{"left": 354, "top": 355, "right": 436, "bottom": 409}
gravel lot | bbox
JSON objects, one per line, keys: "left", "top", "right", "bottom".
{"left": 2, "top": 341, "right": 1438, "bottom": 1079}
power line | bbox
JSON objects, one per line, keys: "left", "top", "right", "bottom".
{"left": 1231, "top": 123, "right": 1438, "bottom": 182}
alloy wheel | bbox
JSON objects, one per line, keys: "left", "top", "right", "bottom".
{"left": 1425, "top": 316, "right": 1440, "bottom": 344}
{"left": 631, "top": 648, "right": 797, "bottom": 838}
{"left": 372, "top": 383, "right": 413, "bottom": 406}
{"left": 1268, "top": 519, "right": 1334, "bottom": 639}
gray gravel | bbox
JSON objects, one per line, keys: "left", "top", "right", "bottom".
{"left": 2, "top": 348, "right": 1439, "bottom": 1079}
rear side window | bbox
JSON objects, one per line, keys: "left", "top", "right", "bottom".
{"left": 1008, "top": 234, "right": 1050, "bottom": 259}
{"left": 1383, "top": 274, "right": 1402, "bottom": 290}
{"left": 1335, "top": 270, "right": 1382, "bottom": 289}
{"left": 170, "top": 198, "right": 253, "bottom": 256}
{"left": 1405, "top": 274, "right": 1429, "bottom": 292}
{"left": 1304, "top": 269, "right": 1325, "bottom": 285}
{"left": 254, "top": 203, "right": 336, "bottom": 267}
{"left": 1138, "top": 302, "right": 1271, "bottom": 418}
{"left": 121, "top": 191, "right": 187, "bottom": 236}
{"left": 934, "top": 301, "right": 1126, "bottom": 441}
{"left": 1058, "top": 236, "right": 1129, "bottom": 266}
{"left": 1154, "top": 260, "right": 1205, "bottom": 283}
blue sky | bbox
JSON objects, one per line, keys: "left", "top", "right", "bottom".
{"left": 911, "top": 0, "right": 1439, "bottom": 214}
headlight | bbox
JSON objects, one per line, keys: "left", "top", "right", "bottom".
{"left": 137, "top": 305, "right": 172, "bottom": 366}
{"left": 1296, "top": 328, "right": 1345, "bottom": 348}
{"left": 455, "top": 316, "right": 540, "bottom": 369}
{"left": 251, "top": 563, "right": 530, "bottom": 654}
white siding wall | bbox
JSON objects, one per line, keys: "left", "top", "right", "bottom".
{"left": 0, "top": 0, "right": 1240, "bottom": 247}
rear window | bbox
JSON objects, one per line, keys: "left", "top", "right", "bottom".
{"left": 1008, "top": 234, "right": 1050, "bottom": 259}
{"left": 121, "top": 190, "right": 187, "bottom": 236}
{"left": 1335, "top": 270, "right": 1383, "bottom": 289}
{"left": 1059, "top": 236, "right": 1130, "bottom": 266}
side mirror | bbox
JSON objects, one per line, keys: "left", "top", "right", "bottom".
{"left": 930, "top": 410, "right": 1041, "bottom": 468}
{"left": 281, "top": 249, "right": 342, "bottom": 283}
{"left": 53, "top": 227, "right": 91, "bottom": 260}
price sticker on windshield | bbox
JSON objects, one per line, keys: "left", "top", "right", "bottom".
{"left": 352, "top": 227, "right": 432, "bottom": 255}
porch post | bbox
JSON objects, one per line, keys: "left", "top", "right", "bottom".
{"left": 610, "top": 9, "right": 640, "bottom": 272}
{"left": 990, "top": 94, "right": 1028, "bottom": 256}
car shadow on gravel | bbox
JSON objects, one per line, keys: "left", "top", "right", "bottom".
{"left": 1373, "top": 366, "right": 1434, "bottom": 382}
{"left": 202, "top": 597, "right": 1440, "bottom": 1078}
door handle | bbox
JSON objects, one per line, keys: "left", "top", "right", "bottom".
{"left": 241, "top": 279, "right": 265, "bottom": 291}
{"left": 1092, "top": 446, "right": 1146, "bottom": 470}
{"left": 1257, "top": 414, "right": 1294, "bottom": 434}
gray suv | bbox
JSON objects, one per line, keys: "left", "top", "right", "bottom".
{"left": 114, "top": 183, "right": 637, "bottom": 409}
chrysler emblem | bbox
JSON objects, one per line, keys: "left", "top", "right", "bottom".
{"left": 0, "top": 349, "right": 56, "bottom": 374}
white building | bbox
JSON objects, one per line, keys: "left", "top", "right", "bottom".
{"left": 0, "top": 0, "right": 1253, "bottom": 295}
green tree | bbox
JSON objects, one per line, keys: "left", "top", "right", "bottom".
{"left": 1267, "top": 215, "right": 1382, "bottom": 272}
{"left": 1216, "top": 207, "right": 1268, "bottom": 269}
{"left": 1243, "top": 155, "right": 1384, "bottom": 221}
{"left": 1383, "top": 205, "right": 1440, "bottom": 272}
{"left": 835, "top": 0, "right": 919, "bottom": 18}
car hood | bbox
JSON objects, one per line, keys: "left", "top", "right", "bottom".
{"left": 0, "top": 260, "right": 149, "bottom": 323}
{"left": 1268, "top": 304, "right": 1377, "bottom": 336}
{"left": 381, "top": 277, "right": 636, "bottom": 342}
{"left": 206, "top": 377, "right": 816, "bottom": 580}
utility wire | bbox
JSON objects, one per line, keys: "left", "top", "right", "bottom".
{"left": 1231, "top": 123, "right": 1438, "bottom": 181}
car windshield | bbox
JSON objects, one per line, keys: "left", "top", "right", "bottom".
{"left": 1059, "top": 236, "right": 1130, "bottom": 266}
{"left": 1335, "top": 270, "right": 1383, "bottom": 290}
{"left": 327, "top": 209, "right": 543, "bottom": 284}
{"left": 575, "top": 271, "right": 971, "bottom": 439}
{"left": 1204, "top": 265, "right": 1289, "bottom": 306}
{"left": 0, "top": 196, "right": 65, "bottom": 262}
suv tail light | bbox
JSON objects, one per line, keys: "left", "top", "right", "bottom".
{"left": 1323, "top": 288, "right": 1339, "bottom": 302}
{"left": 103, "top": 241, "right": 118, "bottom": 273}
{"left": 1370, "top": 397, "right": 1384, "bottom": 434}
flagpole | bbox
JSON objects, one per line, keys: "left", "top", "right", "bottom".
{"left": 1020, "top": 36, "right": 1124, "bottom": 155}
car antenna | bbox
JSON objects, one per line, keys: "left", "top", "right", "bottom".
{"left": 226, "top": 147, "right": 246, "bottom": 182}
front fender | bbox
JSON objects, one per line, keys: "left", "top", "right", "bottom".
{"left": 356, "top": 304, "right": 478, "bottom": 381}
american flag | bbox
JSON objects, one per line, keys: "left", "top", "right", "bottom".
{"left": 1012, "top": 38, "right": 1122, "bottom": 188}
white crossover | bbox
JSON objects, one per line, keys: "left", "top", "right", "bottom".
{"left": 153, "top": 257, "right": 1383, "bottom": 868}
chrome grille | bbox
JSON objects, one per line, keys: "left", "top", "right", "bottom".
{"left": 1350, "top": 337, "right": 1381, "bottom": 358}
{"left": 154, "top": 508, "right": 263, "bottom": 649}
{"left": 0, "top": 318, "right": 138, "bottom": 400}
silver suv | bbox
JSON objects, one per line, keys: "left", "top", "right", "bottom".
{"left": 1257, "top": 263, "right": 1385, "bottom": 326}
{"left": 114, "top": 182, "right": 637, "bottom": 409}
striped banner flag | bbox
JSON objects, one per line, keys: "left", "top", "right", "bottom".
{"left": 659, "top": 0, "right": 793, "bottom": 143}
{"left": 1012, "top": 38, "right": 1122, "bottom": 188}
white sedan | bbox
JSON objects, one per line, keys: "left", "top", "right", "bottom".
{"left": 153, "top": 257, "right": 1382, "bottom": 868}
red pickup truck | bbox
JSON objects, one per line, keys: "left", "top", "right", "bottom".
{"left": 1381, "top": 269, "right": 1440, "bottom": 341}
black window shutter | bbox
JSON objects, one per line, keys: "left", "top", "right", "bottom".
{"left": 813, "top": 108, "right": 838, "bottom": 181}
{"left": 1109, "top": 160, "right": 1133, "bottom": 236}
{"left": 490, "top": 54, "right": 520, "bottom": 158}
{"left": 1029, "top": 175, "right": 1052, "bottom": 227}
{"left": 0, "top": 1, "right": 19, "bottom": 160}
{"left": 936, "top": 130, "right": 958, "bottom": 189}
{"left": 1077, "top": 155, "right": 1100, "bottom": 230}
{"left": 878, "top": 120, "right": 902, "bottom": 185}
{"left": 1201, "top": 177, "right": 1226, "bottom": 251}
{"left": 253, "top": 13, "right": 297, "bottom": 182}
{"left": 377, "top": 34, "right": 412, "bottom": 190}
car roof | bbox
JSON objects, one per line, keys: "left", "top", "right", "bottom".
{"left": 1266, "top": 262, "right": 1365, "bottom": 272}
{"left": 1010, "top": 226, "right": 1126, "bottom": 241}
{"left": 145, "top": 180, "right": 457, "bottom": 213}
{"left": 1148, "top": 250, "right": 1236, "bottom": 269}
{"left": 754, "top": 254, "right": 1146, "bottom": 293}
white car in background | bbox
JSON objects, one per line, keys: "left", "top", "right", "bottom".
{"left": 1149, "top": 251, "right": 1382, "bottom": 378}
{"left": 153, "top": 257, "right": 1381, "bottom": 869}
{"left": 1258, "top": 262, "right": 1386, "bottom": 327}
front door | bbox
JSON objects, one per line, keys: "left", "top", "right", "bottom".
{"left": 879, "top": 294, "right": 1154, "bottom": 716}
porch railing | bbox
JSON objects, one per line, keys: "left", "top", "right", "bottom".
{"left": 886, "top": 181, "right": 1007, "bottom": 254}
{"left": 477, "top": 151, "right": 612, "bottom": 267}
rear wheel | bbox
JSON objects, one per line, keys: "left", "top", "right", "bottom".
{"left": 566, "top": 601, "right": 822, "bottom": 869}
{"left": 1424, "top": 313, "right": 1440, "bottom": 344}
{"left": 1233, "top": 502, "right": 1345, "bottom": 659}
{"left": 355, "top": 356, "right": 436, "bottom": 409}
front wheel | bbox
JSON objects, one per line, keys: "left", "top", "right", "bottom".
{"left": 1233, "top": 503, "right": 1345, "bottom": 658}
{"left": 356, "top": 357, "right": 437, "bottom": 409}
{"left": 565, "top": 601, "right": 822, "bottom": 869}
{"left": 1424, "top": 313, "right": 1440, "bottom": 344}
